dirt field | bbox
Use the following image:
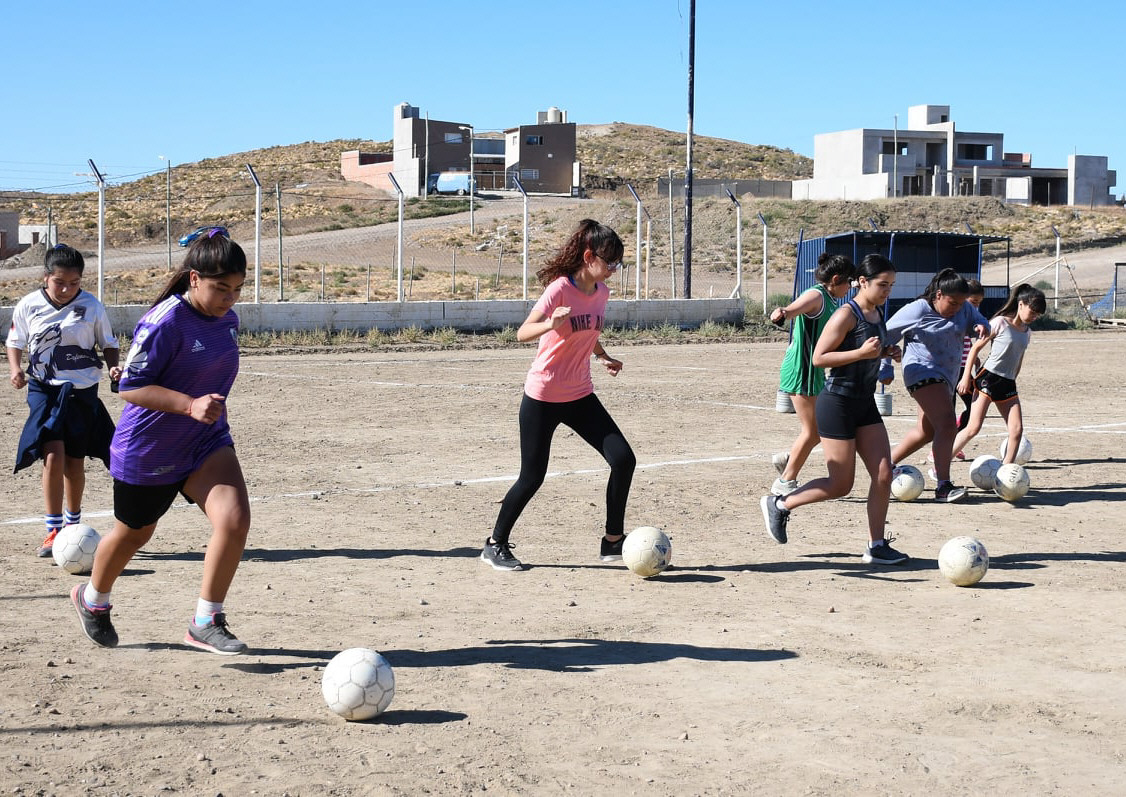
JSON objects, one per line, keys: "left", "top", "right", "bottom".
{"left": 3, "top": 331, "right": 1125, "bottom": 795}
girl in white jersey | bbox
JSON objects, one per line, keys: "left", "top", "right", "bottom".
{"left": 481, "top": 220, "right": 635, "bottom": 571}
{"left": 950, "top": 284, "right": 1045, "bottom": 464}
{"left": 6, "top": 245, "right": 120, "bottom": 558}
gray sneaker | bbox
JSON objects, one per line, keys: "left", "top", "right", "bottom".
{"left": 934, "top": 481, "right": 967, "bottom": 503}
{"left": 185, "top": 613, "right": 248, "bottom": 655}
{"left": 759, "top": 495, "right": 790, "bottom": 544}
{"left": 862, "top": 538, "right": 909, "bottom": 565}
{"left": 481, "top": 538, "right": 524, "bottom": 571}
{"left": 71, "top": 583, "right": 118, "bottom": 648}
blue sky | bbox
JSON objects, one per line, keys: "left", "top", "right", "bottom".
{"left": 3, "top": 0, "right": 1122, "bottom": 194}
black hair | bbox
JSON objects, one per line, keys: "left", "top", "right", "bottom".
{"left": 814, "top": 252, "right": 856, "bottom": 285}
{"left": 153, "top": 233, "right": 247, "bottom": 307}
{"left": 965, "top": 278, "right": 984, "bottom": 296}
{"left": 921, "top": 268, "right": 969, "bottom": 303}
{"left": 856, "top": 253, "right": 895, "bottom": 281}
{"left": 994, "top": 283, "right": 1047, "bottom": 320}
{"left": 44, "top": 244, "right": 84, "bottom": 275}
{"left": 536, "top": 219, "right": 624, "bottom": 286}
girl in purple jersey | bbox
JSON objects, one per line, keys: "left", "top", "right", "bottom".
{"left": 71, "top": 229, "right": 252, "bottom": 655}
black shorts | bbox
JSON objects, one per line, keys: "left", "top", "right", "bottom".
{"left": 816, "top": 390, "right": 885, "bottom": 440}
{"left": 975, "top": 370, "right": 1018, "bottom": 402}
{"left": 114, "top": 478, "right": 193, "bottom": 530}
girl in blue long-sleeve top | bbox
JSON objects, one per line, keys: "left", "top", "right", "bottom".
{"left": 881, "top": 268, "right": 988, "bottom": 502}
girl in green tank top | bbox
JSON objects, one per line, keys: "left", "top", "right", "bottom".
{"left": 767, "top": 253, "right": 855, "bottom": 496}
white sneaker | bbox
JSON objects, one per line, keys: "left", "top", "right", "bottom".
{"left": 771, "top": 452, "right": 790, "bottom": 475}
{"left": 771, "top": 477, "right": 799, "bottom": 496}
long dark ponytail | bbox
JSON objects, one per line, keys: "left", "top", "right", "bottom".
{"left": 153, "top": 231, "right": 247, "bottom": 307}
{"left": 993, "top": 283, "right": 1046, "bottom": 320}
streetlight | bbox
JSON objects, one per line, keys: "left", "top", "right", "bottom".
{"left": 245, "top": 163, "right": 262, "bottom": 303}
{"left": 158, "top": 155, "right": 172, "bottom": 271}
{"left": 458, "top": 125, "right": 475, "bottom": 234}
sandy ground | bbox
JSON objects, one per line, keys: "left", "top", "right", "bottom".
{"left": 2, "top": 331, "right": 1126, "bottom": 795}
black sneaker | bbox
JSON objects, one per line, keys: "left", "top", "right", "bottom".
{"left": 71, "top": 583, "right": 118, "bottom": 648}
{"left": 863, "top": 537, "right": 909, "bottom": 565}
{"left": 934, "top": 481, "right": 967, "bottom": 503}
{"left": 185, "top": 613, "right": 248, "bottom": 656}
{"left": 600, "top": 535, "right": 624, "bottom": 562}
{"left": 759, "top": 495, "right": 790, "bottom": 544}
{"left": 481, "top": 538, "right": 523, "bottom": 571}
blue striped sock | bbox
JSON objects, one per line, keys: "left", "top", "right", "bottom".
{"left": 45, "top": 513, "right": 63, "bottom": 532}
{"left": 65, "top": 508, "right": 81, "bottom": 526}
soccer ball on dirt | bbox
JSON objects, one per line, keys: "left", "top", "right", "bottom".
{"left": 998, "top": 436, "right": 1033, "bottom": 465}
{"left": 993, "top": 463, "right": 1030, "bottom": 502}
{"left": 622, "top": 526, "right": 672, "bottom": 578}
{"left": 890, "top": 465, "right": 925, "bottom": 502}
{"left": 51, "top": 524, "right": 101, "bottom": 574}
{"left": 938, "top": 536, "right": 989, "bottom": 586}
{"left": 969, "top": 455, "right": 1003, "bottom": 490}
{"left": 321, "top": 648, "right": 395, "bottom": 721}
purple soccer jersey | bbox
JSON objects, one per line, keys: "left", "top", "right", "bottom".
{"left": 110, "top": 295, "right": 240, "bottom": 485}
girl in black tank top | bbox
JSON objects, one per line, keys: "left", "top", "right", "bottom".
{"left": 759, "top": 256, "right": 911, "bottom": 566}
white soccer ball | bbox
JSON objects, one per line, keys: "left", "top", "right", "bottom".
{"left": 890, "top": 465, "right": 925, "bottom": 502}
{"left": 51, "top": 524, "right": 101, "bottom": 574}
{"left": 322, "top": 648, "right": 395, "bottom": 721}
{"left": 969, "top": 455, "right": 1002, "bottom": 490}
{"left": 998, "top": 436, "right": 1032, "bottom": 465}
{"left": 938, "top": 536, "right": 989, "bottom": 586}
{"left": 622, "top": 526, "right": 672, "bottom": 578}
{"left": 993, "top": 463, "right": 1030, "bottom": 502}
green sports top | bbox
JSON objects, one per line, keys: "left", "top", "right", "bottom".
{"left": 777, "top": 283, "right": 837, "bottom": 396}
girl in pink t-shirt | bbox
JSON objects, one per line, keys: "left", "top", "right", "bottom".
{"left": 482, "top": 220, "right": 636, "bottom": 572}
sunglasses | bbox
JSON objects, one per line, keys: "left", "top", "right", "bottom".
{"left": 599, "top": 256, "right": 622, "bottom": 272}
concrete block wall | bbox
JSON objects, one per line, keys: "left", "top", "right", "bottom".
{"left": 1, "top": 298, "right": 744, "bottom": 340}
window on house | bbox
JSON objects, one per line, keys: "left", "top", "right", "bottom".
{"left": 445, "top": 132, "right": 463, "bottom": 144}
{"left": 525, "top": 135, "right": 544, "bottom": 145}
{"left": 520, "top": 168, "right": 540, "bottom": 181}
{"left": 958, "top": 143, "right": 993, "bottom": 161}
{"left": 881, "top": 140, "right": 907, "bottom": 156}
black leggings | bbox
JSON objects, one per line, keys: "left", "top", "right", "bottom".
{"left": 492, "top": 393, "right": 635, "bottom": 544}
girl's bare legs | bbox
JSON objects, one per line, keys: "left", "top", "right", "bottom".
{"left": 995, "top": 399, "right": 1024, "bottom": 465}
{"left": 63, "top": 455, "right": 85, "bottom": 518}
{"left": 855, "top": 422, "right": 893, "bottom": 543}
{"left": 892, "top": 383, "right": 957, "bottom": 481}
{"left": 89, "top": 520, "right": 158, "bottom": 595}
{"left": 41, "top": 440, "right": 65, "bottom": 517}
{"left": 952, "top": 392, "right": 994, "bottom": 456}
{"left": 781, "top": 394, "right": 820, "bottom": 482}
{"left": 183, "top": 446, "right": 251, "bottom": 604}
{"left": 783, "top": 436, "right": 857, "bottom": 510}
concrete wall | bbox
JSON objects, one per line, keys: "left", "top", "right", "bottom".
{"left": 792, "top": 172, "right": 888, "bottom": 200}
{"left": 1069, "top": 155, "right": 1116, "bottom": 206}
{"left": 505, "top": 122, "right": 576, "bottom": 193}
{"left": 0, "top": 298, "right": 744, "bottom": 339}
{"left": 0, "top": 212, "right": 19, "bottom": 258}
{"left": 339, "top": 151, "right": 395, "bottom": 193}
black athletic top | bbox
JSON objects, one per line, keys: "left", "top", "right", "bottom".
{"left": 823, "top": 299, "right": 888, "bottom": 399}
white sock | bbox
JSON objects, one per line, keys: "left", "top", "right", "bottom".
{"left": 869, "top": 539, "right": 886, "bottom": 549}
{"left": 195, "top": 599, "right": 223, "bottom": 626}
{"left": 84, "top": 583, "right": 111, "bottom": 609}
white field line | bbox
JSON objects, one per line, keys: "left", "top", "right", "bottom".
{"left": 6, "top": 417, "right": 1126, "bottom": 527}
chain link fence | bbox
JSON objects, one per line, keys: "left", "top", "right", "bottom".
{"left": 1, "top": 166, "right": 788, "bottom": 308}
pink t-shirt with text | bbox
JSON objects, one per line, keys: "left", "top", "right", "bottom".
{"left": 523, "top": 276, "right": 609, "bottom": 403}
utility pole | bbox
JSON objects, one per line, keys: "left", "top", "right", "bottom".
{"left": 88, "top": 159, "right": 106, "bottom": 301}
{"left": 159, "top": 156, "right": 172, "bottom": 270}
{"left": 245, "top": 164, "right": 262, "bottom": 303}
{"left": 683, "top": 0, "right": 696, "bottom": 298}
